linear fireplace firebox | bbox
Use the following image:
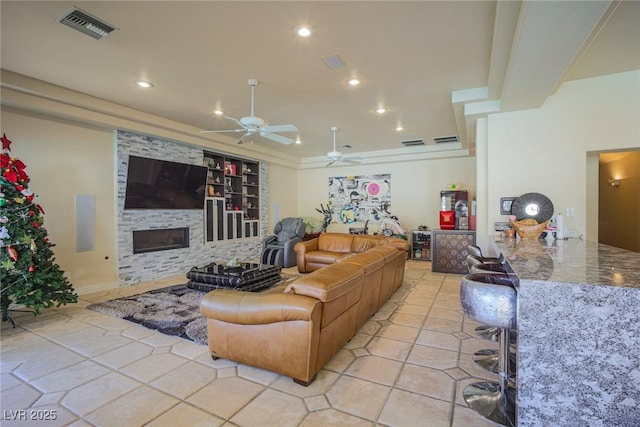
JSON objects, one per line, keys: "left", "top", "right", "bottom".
{"left": 133, "top": 227, "right": 189, "bottom": 254}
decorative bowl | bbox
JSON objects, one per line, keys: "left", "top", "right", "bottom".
{"left": 511, "top": 219, "right": 549, "bottom": 239}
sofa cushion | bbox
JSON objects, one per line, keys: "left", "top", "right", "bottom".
{"left": 304, "top": 250, "right": 347, "bottom": 265}
{"left": 381, "top": 237, "right": 410, "bottom": 252}
{"left": 317, "top": 233, "right": 354, "bottom": 253}
{"left": 285, "top": 263, "right": 363, "bottom": 328}
{"left": 285, "top": 263, "right": 361, "bottom": 302}
{"left": 350, "top": 235, "right": 383, "bottom": 253}
{"left": 337, "top": 251, "right": 385, "bottom": 274}
{"left": 338, "top": 251, "right": 386, "bottom": 329}
{"left": 367, "top": 244, "right": 397, "bottom": 261}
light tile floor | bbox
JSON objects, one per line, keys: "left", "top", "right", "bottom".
{"left": 1, "top": 261, "right": 501, "bottom": 426}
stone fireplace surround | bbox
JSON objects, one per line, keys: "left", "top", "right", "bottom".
{"left": 117, "top": 131, "right": 268, "bottom": 285}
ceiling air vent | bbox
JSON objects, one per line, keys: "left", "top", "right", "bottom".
{"left": 433, "top": 135, "right": 459, "bottom": 144}
{"left": 400, "top": 139, "right": 425, "bottom": 147}
{"left": 322, "top": 54, "right": 347, "bottom": 70}
{"left": 58, "top": 7, "right": 117, "bottom": 40}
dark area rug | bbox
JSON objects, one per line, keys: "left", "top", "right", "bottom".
{"left": 88, "top": 284, "right": 209, "bottom": 344}
{"left": 88, "top": 273, "right": 299, "bottom": 345}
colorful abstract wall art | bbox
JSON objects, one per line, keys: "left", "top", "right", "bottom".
{"left": 328, "top": 174, "right": 391, "bottom": 224}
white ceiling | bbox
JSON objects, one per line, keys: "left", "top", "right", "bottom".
{"left": 1, "top": 1, "right": 638, "bottom": 165}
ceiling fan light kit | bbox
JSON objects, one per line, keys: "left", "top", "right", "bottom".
{"left": 201, "top": 79, "right": 298, "bottom": 145}
{"left": 326, "top": 127, "right": 362, "bottom": 166}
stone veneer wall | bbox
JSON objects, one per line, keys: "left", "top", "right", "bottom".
{"left": 117, "top": 130, "right": 267, "bottom": 285}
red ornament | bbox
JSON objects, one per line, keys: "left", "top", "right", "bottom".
{"left": 13, "top": 159, "right": 29, "bottom": 182}
{"left": 37, "top": 204, "right": 45, "bottom": 214}
{"left": 8, "top": 245, "right": 18, "bottom": 261}
{"left": 17, "top": 168, "right": 29, "bottom": 182}
{"left": 13, "top": 158, "right": 26, "bottom": 171}
{"left": 4, "top": 168, "right": 17, "bottom": 183}
{"left": 28, "top": 265, "right": 35, "bottom": 272}
{"left": 0, "top": 153, "right": 10, "bottom": 168}
{"left": 30, "top": 221, "right": 41, "bottom": 228}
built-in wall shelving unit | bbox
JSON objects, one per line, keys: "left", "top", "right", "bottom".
{"left": 203, "top": 151, "right": 260, "bottom": 242}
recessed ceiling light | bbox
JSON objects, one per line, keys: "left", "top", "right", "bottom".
{"left": 213, "top": 110, "right": 224, "bottom": 116}
{"left": 376, "top": 107, "right": 387, "bottom": 114}
{"left": 348, "top": 78, "right": 361, "bottom": 86}
{"left": 396, "top": 126, "right": 404, "bottom": 131}
{"left": 295, "top": 138, "right": 302, "bottom": 145}
{"left": 294, "top": 25, "right": 312, "bottom": 37}
{"left": 136, "top": 80, "right": 153, "bottom": 88}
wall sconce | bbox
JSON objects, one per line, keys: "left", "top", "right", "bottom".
{"left": 608, "top": 178, "right": 621, "bottom": 187}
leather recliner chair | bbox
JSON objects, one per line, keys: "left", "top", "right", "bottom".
{"left": 261, "top": 217, "right": 306, "bottom": 268}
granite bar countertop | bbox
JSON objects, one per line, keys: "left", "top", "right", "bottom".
{"left": 492, "top": 237, "right": 640, "bottom": 426}
{"left": 494, "top": 237, "right": 640, "bottom": 287}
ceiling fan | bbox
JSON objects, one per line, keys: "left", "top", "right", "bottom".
{"left": 200, "top": 79, "right": 298, "bottom": 145}
{"left": 327, "top": 127, "right": 361, "bottom": 166}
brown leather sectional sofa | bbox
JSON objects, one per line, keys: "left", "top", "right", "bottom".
{"left": 294, "top": 232, "right": 410, "bottom": 273}
{"left": 200, "top": 232, "right": 409, "bottom": 386}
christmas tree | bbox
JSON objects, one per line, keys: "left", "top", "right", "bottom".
{"left": 1, "top": 133, "right": 77, "bottom": 324}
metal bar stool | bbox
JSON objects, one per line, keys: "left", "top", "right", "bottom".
{"left": 461, "top": 273, "right": 518, "bottom": 427}
{"left": 468, "top": 244, "right": 505, "bottom": 264}
{"left": 468, "top": 260, "right": 518, "bottom": 376}
{"left": 466, "top": 255, "right": 506, "bottom": 342}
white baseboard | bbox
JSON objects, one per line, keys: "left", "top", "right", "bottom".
{"left": 75, "top": 281, "right": 120, "bottom": 296}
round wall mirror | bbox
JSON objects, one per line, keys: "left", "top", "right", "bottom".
{"left": 511, "top": 193, "right": 554, "bottom": 223}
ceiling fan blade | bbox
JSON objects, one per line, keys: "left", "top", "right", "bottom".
{"left": 260, "top": 132, "right": 294, "bottom": 145}
{"left": 342, "top": 158, "right": 362, "bottom": 164}
{"left": 237, "top": 132, "right": 250, "bottom": 144}
{"left": 260, "top": 124, "right": 298, "bottom": 133}
{"left": 327, "top": 159, "right": 337, "bottom": 166}
{"left": 225, "top": 116, "right": 243, "bottom": 127}
{"left": 200, "top": 128, "right": 245, "bottom": 134}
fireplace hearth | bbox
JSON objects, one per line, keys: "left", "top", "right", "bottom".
{"left": 133, "top": 228, "right": 189, "bottom": 254}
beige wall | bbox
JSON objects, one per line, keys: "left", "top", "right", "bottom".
{"left": 1, "top": 109, "right": 119, "bottom": 293}
{"left": 295, "top": 157, "right": 476, "bottom": 235}
{"left": 479, "top": 70, "right": 640, "bottom": 250}
{"left": 598, "top": 151, "right": 640, "bottom": 252}
{"left": 267, "top": 163, "right": 298, "bottom": 231}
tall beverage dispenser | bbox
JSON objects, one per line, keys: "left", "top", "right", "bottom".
{"left": 439, "top": 190, "right": 468, "bottom": 230}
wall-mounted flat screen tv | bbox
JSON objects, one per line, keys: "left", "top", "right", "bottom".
{"left": 124, "top": 155, "right": 207, "bottom": 209}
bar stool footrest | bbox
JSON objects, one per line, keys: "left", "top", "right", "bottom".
{"left": 473, "top": 349, "right": 517, "bottom": 374}
{"left": 463, "top": 381, "right": 517, "bottom": 427}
